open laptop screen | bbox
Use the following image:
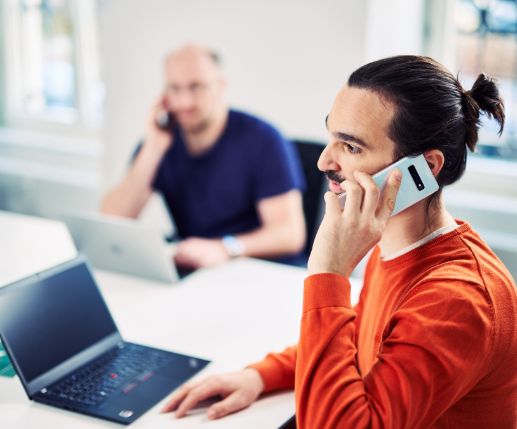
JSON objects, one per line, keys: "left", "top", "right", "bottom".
{"left": 0, "top": 260, "right": 118, "bottom": 383}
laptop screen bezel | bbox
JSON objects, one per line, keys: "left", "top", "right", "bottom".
{"left": 0, "top": 256, "right": 123, "bottom": 398}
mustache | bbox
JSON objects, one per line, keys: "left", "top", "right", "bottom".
{"left": 324, "top": 170, "right": 346, "bottom": 184}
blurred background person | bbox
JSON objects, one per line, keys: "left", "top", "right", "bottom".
{"left": 101, "top": 44, "right": 306, "bottom": 269}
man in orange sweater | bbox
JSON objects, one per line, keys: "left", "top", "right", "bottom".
{"left": 162, "top": 56, "right": 517, "bottom": 428}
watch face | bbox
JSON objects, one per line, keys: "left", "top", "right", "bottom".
{"left": 222, "top": 235, "right": 245, "bottom": 257}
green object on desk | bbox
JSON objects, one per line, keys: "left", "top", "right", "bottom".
{"left": 0, "top": 341, "right": 16, "bottom": 377}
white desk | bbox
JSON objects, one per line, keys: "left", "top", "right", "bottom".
{"left": 0, "top": 212, "right": 362, "bottom": 428}
{"left": 0, "top": 210, "right": 77, "bottom": 287}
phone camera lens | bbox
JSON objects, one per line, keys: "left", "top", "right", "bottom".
{"left": 408, "top": 165, "right": 425, "bottom": 191}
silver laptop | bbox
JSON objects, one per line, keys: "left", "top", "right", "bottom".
{"left": 63, "top": 212, "right": 180, "bottom": 283}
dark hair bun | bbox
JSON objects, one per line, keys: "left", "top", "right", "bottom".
{"left": 463, "top": 73, "right": 505, "bottom": 152}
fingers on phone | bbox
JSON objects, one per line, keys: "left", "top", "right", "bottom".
{"left": 342, "top": 180, "right": 362, "bottom": 218}
{"left": 353, "top": 170, "right": 380, "bottom": 214}
{"left": 378, "top": 170, "right": 402, "bottom": 220}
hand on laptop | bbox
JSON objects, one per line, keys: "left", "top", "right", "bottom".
{"left": 174, "top": 237, "right": 230, "bottom": 269}
{"left": 161, "top": 368, "right": 264, "bottom": 420}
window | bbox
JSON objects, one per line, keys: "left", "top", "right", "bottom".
{"left": 1, "top": 0, "right": 103, "bottom": 135}
{"left": 455, "top": 0, "right": 517, "bottom": 159}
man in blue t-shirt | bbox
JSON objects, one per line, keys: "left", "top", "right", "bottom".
{"left": 102, "top": 43, "right": 306, "bottom": 269}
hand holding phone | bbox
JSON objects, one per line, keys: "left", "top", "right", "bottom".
{"left": 339, "top": 154, "right": 439, "bottom": 216}
{"left": 145, "top": 95, "right": 175, "bottom": 153}
{"left": 155, "top": 111, "right": 176, "bottom": 130}
{"left": 309, "top": 166, "right": 403, "bottom": 277}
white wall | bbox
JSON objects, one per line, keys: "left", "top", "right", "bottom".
{"left": 99, "top": 0, "right": 371, "bottom": 187}
{"left": 364, "top": 0, "right": 425, "bottom": 61}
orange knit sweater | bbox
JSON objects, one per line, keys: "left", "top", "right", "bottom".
{"left": 250, "top": 221, "right": 517, "bottom": 428}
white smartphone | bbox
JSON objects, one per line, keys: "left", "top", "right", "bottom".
{"left": 338, "top": 154, "right": 439, "bottom": 216}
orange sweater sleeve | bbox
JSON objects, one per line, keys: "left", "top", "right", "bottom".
{"left": 248, "top": 345, "right": 297, "bottom": 392}
{"left": 248, "top": 288, "right": 366, "bottom": 393}
{"left": 295, "top": 273, "right": 494, "bottom": 429}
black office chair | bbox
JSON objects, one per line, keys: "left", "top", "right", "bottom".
{"left": 293, "top": 139, "right": 326, "bottom": 262}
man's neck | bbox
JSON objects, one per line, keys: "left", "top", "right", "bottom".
{"left": 379, "top": 194, "right": 457, "bottom": 257}
{"left": 184, "top": 106, "right": 229, "bottom": 156}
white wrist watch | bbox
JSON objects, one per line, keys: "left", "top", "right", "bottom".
{"left": 222, "top": 235, "right": 245, "bottom": 258}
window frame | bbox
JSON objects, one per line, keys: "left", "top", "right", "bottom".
{"left": 423, "top": 0, "right": 517, "bottom": 160}
{"left": 0, "top": 0, "right": 102, "bottom": 140}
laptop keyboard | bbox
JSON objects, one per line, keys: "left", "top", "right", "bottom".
{"left": 41, "top": 343, "right": 176, "bottom": 407}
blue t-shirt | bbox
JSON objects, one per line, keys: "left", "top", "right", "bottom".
{"left": 145, "top": 110, "right": 305, "bottom": 248}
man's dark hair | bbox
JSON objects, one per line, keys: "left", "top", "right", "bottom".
{"left": 348, "top": 55, "right": 505, "bottom": 189}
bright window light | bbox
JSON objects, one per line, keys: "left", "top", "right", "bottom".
{"left": 3, "top": 0, "right": 103, "bottom": 132}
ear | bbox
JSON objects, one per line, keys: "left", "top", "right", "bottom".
{"left": 423, "top": 149, "right": 445, "bottom": 177}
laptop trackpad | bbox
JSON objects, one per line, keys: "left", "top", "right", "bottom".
{"left": 99, "top": 373, "right": 183, "bottom": 423}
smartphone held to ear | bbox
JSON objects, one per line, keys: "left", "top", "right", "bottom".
{"left": 338, "top": 154, "right": 439, "bottom": 216}
{"left": 156, "top": 111, "right": 175, "bottom": 130}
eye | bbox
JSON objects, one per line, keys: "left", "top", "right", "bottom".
{"left": 168, "top": 85, "right": 181, "bottom": 95}
{"left": 345, "top": 143, "right": 361, "bottom": 154}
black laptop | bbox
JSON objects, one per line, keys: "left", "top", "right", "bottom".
{"left": 0, "top": 256, "right": 210, "bottom": 424}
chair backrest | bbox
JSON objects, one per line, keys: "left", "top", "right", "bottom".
{"left": 293, "top": 140, "right": 326, "bottom": 259}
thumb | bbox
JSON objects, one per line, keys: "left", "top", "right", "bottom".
{"left": 323, "top": 191, "right": 341, "bottom": 217}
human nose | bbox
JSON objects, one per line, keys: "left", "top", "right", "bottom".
{"left": 317, "top": 144, "right": 341, "bottom": 173}
{"left": 167, "top": 87, "right": 195, "bottom": 109}
{"left": 175, "top": 90, "right": 196, "bottom": 108}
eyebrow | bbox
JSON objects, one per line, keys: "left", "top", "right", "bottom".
{"left": 325, "top": 114, "right": 370, "bottom": 149}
